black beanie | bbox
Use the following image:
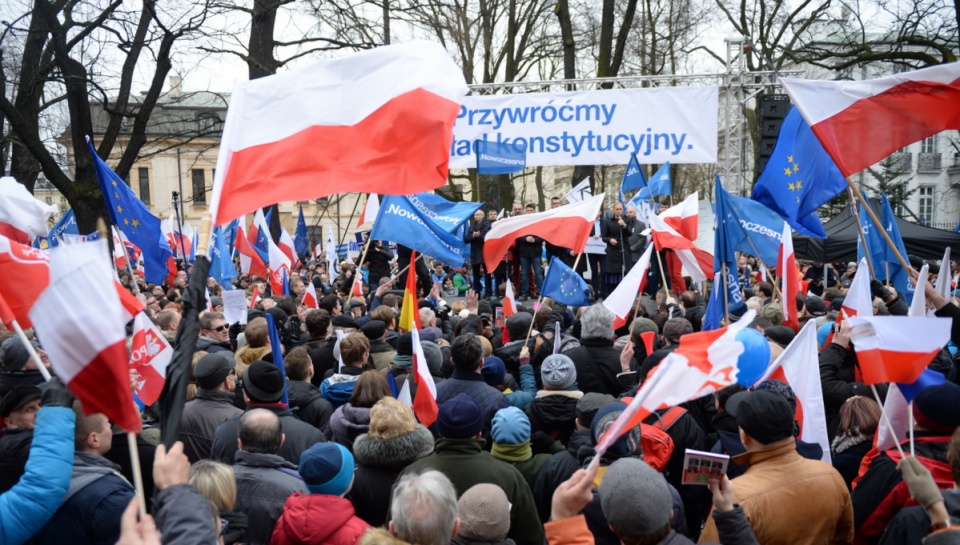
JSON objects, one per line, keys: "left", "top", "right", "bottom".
{"left": 242, "top": 361, "right": 285, "bottom": 403}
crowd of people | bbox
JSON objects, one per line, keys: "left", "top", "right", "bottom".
{"left": 1, "top": 199, "right": 960, "bottom": 545}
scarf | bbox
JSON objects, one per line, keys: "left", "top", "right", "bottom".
{"left": 491, "top": 440, "right": 533, "bottom": 463}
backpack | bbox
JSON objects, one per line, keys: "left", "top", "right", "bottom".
{"left": 639, "top": 406, "right": 687, "bottom": 472}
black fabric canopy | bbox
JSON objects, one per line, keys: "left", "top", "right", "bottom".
{"left": 793, "top": 205, "right": 960, "bottom": 263}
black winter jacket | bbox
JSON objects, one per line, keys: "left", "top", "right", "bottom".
{"left": 287, "top": 380, "right": 334, "bottom": 433}
{"left": 525, "top": 392, "right": 580, "bottom": 447}
{"left": 211, "top": 404, "right": 325, "bottom": 465}
{"left": 562, "top": 338, "right": 624, "bottom": 396}
{"left": 532, "top": 430, "right": 593, "bottom": 522}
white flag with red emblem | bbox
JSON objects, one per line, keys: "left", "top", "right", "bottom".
{"left": 29, "top": 239, "right": 142, "bottom": 431}
{"left": 129, "top": 312, "right": 172, "bottom": 405}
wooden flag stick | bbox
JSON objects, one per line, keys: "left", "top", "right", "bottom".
{"left": 11, "top": 320, "right": 52, "bottom": 382}
{"left": 351, "top": 236, "right": 373, "bottom": 296}
{"left": 848, "top": 188, "right": 876, "bottom": 279}
{"left": 744, "top": 237, "right": 781, "bottom": 299}
{"left": 845, "top": 179, "right": 912, "bottom": 273}
{"left": 127, "top": 432, "right": 147, "bottom": 519}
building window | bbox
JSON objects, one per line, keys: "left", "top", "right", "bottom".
{"left": 192, "top": 169, "right": 206, "bottom": 205}
{"left": 918, "top": 186, "right": 935, "bottom": 224}
{"left": 921, "top": 135, "right": 938, "bottom": 154}
{"left": 138, "top": 167, "right": 150, "bottom": 205}
{"left": 197, "top": 113, "right": 219, "bottom": 133}
{"left": 44, "top": 197, "right": 53, "bottom": 204}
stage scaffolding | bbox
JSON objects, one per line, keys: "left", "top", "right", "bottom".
{"left": 466, "top": 37, "right": 803, "bottom": 197}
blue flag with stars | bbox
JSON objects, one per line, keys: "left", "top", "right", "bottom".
{"left": 540, "top": 256, "right": 591, "bottom": 306}
{"left": 88, "top": 139, "right": 172, "bottom": 285}
{"left": 295, "top": 206, "right": 309, "bottom": 257}
{"left": 753, "top": 107, "right": 847, "bottom": 239}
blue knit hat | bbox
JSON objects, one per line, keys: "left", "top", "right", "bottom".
{"left": 591, "top": 401, "right": 640, "bottom": 458}
{"left": 299, "top": 443, "right": 355, "bottom": 496}
{"left": 492, "top": 407, "right": 531, "bottom": 445}
{"left": 436, "top": 393, "right": 484, "bottom": 439}
{"left": 482, "top": 356, "right": 506, "bottom": 387}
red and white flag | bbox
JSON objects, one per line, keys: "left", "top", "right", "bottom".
{"left": 754, "top": 268, "right": 766, "bottom": 284}
{"left": 840, "top": 257, "right": 872, "bottom": 320}
{"left": 249, "top": 286, "right": 261, "bottom": 309}
{"left": 351, "top": 277, "right": 364, "bottom": 298}
{"left": 777, "top": 224, "right": 800, "bottom": 332}
{"left": 659, "top": 192, "right": 698, "bottom": 241}
{"left": 357, "top": 194, "right": 380, "bottom": 229}
{"left": 410, "top": 326, "right": 438, "bottom": 426}
{"left": 502, "top": 279, "right": 517, "bottom": 317}
{"left": 208, "top": 42, "right": 469, "bottom": 225}
{"left": 205, "top": 288, "right": 214, "bottom": 313}
{"left": 279, "top": 228, "right": 298, "bottom": 269}
{"left": 29, "top": 239, "right": 141, "bottom": 431}
{"left": 649, "top": 213, "right": 713, "bottom": 282}
{"left": 0, "top": 176, "right": 58, "bottom": 245}
{"left": 604, "top": 243, "right": 653, "bottom": 329}
{"left": 847, "top": 315, "right": 951, "bottom": 384}
{"left": 483, "top": 194, "right": 605, "bottom": 270}
{"left": 877, "top": 384, "right": 910, "bottom": 452}
{"left": 782, "top": 63, "right": 960, "bottom": 177}
{"left": 313, "top": 242, "right": 323, "bottom": 260}
{"left": 129, "top": 312, "right": 172, "bottom": 405}
{"left": 933, "top": 247, "right": 952, "bottom": 313}
{"left": 302, "top": 281, "right": 319, "bottom": 309}
{"left": 754, "top": 320, "right": 831, "bottom": 463}
{"left": 595, "top": 310, "right": 756, "bottom": 457}
{"left": 0, "top": 235, "right": 141, "bottom": 327}
{"left": 235, "top": 223, "right": 268, "bottom": 279}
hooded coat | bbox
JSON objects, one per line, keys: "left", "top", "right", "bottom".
{"left": 326, "top": 403, "right": 372, "bottom": 449}
{"left": 271, "top": 494, "right": 369, "bottom": 545}
{"left": 349, "top": 426, "right": 435, "bottom": 527}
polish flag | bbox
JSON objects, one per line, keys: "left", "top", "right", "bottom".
{"left": 279, "top": 228, "right": 298, "bottom": 269}
{"left": 846, "top": 315, "right": 951, "bottom": 384}
{"left": 411, "top": 326, "right": 438, "bottom": 426}
{"left": 235, "top": 223, "right": 268, "bottom": 278}
{"left": 313, "top": 242, "right": 323, "bottom": 260}
{"left": 205, "top": 288, "right": 214, "bottom": 312}
{"left": 351, "top": 277, "right": 364, "bottom": 298}
{"left": 29, "top": 239, "right": 141, "bottom": 431}
{"left": 840, "top": 257, "right": 872, "bottom": 320}
{"left": 249, "top": 286, "right": 260, "bottom": 309}
{"left": 483, "top": 194, "right": 605, "bottom": 270}
{"left": 268, "top": 239, "right": 292, "bottom": 295}
{"left": 0, "top": 176, "right": 58, "bottom": 245}
{"left": 659, "top": 192, "right": 698, "bottom": 241}
{"left": 777, "top": 224, "right": 800, "bottom": 332}
{"left": 649, "top": 214, "right": 713, "bottom": 282}
{"left": 932, "top": 247, "right": 952, "bottom": 313}
{"left": 208, "top": 42, "right": 469, "bottom": 225}
{"left": 595, "top": 310, "right": 756, "bottom": 457}
{"left": 129, "top": 312, "right": 172, "bottom": 406}
{"left": 502, "top": 279, "right": 517, "bottom": 317}
{"left": 357, "top": 194, "right": 380, "bottom": 229}
{"left": 754, "top": 320, "right": 831, "bottom": 462}
{"left": 302, "top": 281, "right": 319, "bottom": 309}
{"left": 162, "top": 214, "right": 194, "bottom": 260}
{"left": 112, "top": 228, "right": 130, "bottom": 270}
{"left": 0, "top": 235, "right": 142, "bottom": 328}
{"left": 605, "top": 244, "right": 653, "bottom": 329}
{"left": 909, "top": 264, "right": 930, "bottom": 318}
{"left": 782, "top": 63, "right": 960, "bottom": 177}
{"left": 754, "top": 268, "right": 766, "bottom": 284}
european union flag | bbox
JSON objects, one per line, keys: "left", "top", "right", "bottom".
{"left": 753, "top": 107, "right": 847, "bottom": 239}
{"left": 476, "top": 141, "right": 526, "bottom": 175}
{"left": 264, "top": 313, "right": 289, "bottom": 405}
{"left": 295, "top": 205, "right": 309, "bottom": 257}
{"left": 210, "top": 226, "right": 237, "bottom": 288}
{"left": 88, "top": 139, "right": 172, "bottom": 285}
{"left": 620, "top": 155, "right": 649, "bottom": 205}
{"left": 540, "top": 257, "right": 591, "bottom": 306}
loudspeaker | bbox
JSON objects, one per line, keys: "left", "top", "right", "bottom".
{"left": 755, "top": 94, "right": 791, "bottom": 177}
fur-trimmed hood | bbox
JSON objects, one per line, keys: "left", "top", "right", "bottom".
{"left": 352, "top": 426, "right": 435, "bottom": 471}
{"left": 235, "top": 345, "right": 271, "bottom": 375}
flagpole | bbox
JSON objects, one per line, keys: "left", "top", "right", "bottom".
{"left": 871, "top": 384, "right": 906, "bottom": 457}
{"left": 524, "top": 295, "right": 544, "bottom": 342}
{"left": 10, "top": 320, "right": 52, "bottom": 382}
{"left": 743, "top": 238, "right": 781, "bottom": 299}
{"left": 848, "top": 188, "right": 876, "bottom": 279}
{"left": 720, "top": 262, "right": 731, "bottom": 323}
{"left": 351, "top": 236, "right": 373, "bottom": 296}
{"left": 338, "top": 194, "right": 363, "bottom": 248}
{"left": 845, "top": 179, "right": 912, "bottom": 273}
{"left": 172, "top": 192, "right": 191, "bottom": 281}
{"left": 908, "top": 400, "right": 915, "bottom": 456}
{"left": 654, "top": 241, "right": 670, "bottom": 300}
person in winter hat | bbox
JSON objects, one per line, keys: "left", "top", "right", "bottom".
{"left": 271, "top": 442, "right": 370, "bottom": 545}
{"left": 350, "top": 397, "right": 435, "bottom": 526}
{"left": 490, "top": 407, "right": 555, "bottom": 490}
{"left": 453, "top": 484, "right": 515, "bottom": 545}
{"left": 525, "top": 353, "right": 582, "bottom": 447}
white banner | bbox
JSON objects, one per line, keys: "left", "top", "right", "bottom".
{"left": 450, "top": 87, "right": 718, "bottom": 168}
